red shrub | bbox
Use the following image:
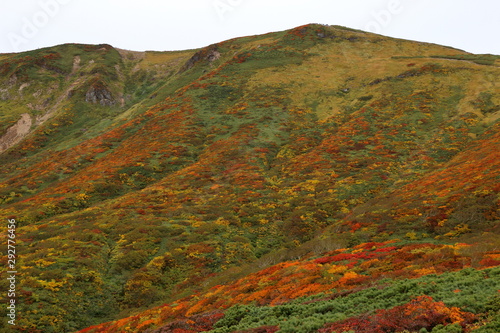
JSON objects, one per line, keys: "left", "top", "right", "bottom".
{"left": 319, "top": 296, "right": 476, "bottom": 333}
{"left": 479, "top": 258, "right": 500, "bottom": 268}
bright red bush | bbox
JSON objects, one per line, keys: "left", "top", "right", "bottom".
{"left": 319, "top": 296, "right": 476, "bottom": 333}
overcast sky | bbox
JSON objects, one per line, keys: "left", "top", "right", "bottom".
{"left": 1, "top": 0, "right": 499, "bottom": 55}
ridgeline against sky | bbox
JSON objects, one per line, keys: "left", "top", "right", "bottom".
{"left": 0, "top": 24, "right": 499, "bottom": 332}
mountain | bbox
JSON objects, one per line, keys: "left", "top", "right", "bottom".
{"left": 0, "top": 24, "right": 499, "bottom": 332}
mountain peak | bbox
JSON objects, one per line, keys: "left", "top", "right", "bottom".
{"left": 0, "top": 25, "right": 499, "bottom": 332}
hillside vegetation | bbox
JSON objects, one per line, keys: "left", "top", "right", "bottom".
{"left": 0, "top": 24, "right": 499, "bottom": 332}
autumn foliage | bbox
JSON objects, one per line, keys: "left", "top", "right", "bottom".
{"left": 0, "top": 24, "right": 499, "bottom": 333}
{"left": 319, "top": 296, "right": 476, "bottom": 333}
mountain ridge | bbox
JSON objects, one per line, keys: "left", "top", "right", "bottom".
{"left": 0, "top": 24, "right": 499, "bottom": 332}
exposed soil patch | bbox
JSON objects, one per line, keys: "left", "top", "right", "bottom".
{"left": 0, "top": 113, "right": 32, "bottom": 153}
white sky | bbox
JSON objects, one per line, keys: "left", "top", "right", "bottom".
{"left": 0, "top": 0, "right": 499, "bottom": 55}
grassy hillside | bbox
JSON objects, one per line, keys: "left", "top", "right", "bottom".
{"left": 0, "top": 24, "right": 499, "bottom": 332}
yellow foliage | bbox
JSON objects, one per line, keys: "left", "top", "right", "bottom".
{"left": 406, "top": 232, "right": 419, "bottom": 240}
{"left": 187, "top": 250, "right": 201, "bottom": 258}
{"left": 338, "top": 271, "right": 360, "bottom": 284}
{"left": 327, "top": 264, "right": 348, "bottom": 275}
{"left": 438, "top": 219, "right": 447, "bottom": 227}
{"left": 39, "top": 279, "right": 65, "bottom": 292}
{"left": 117, "top": 234, "right": 127, "bottom": 245}
{"left": 340, "top": 207, "right": 350, "bottom": 214}
{"left": 148, "top": 256, "right": 165, "bottom": 269}
{"left": 215, "top": 217, "right": 230, "bottom": 226}
{"left": 39, "top": 315, "right": 62, "bottom": 325}
{"left": 192, "top": 221, "right": 205, "bottom": 228}
{"left": 414, "top": 267, "right": 437, "bottom": 275}
{"left": 259, "top": 218, "right": 270, "bottom": 225}
{"left": 34, "top": 259, "right": 55, "bottom": 267}
{"left": 444, "top": 224, "right": 471, "bottom": 238}
{"left": 75, "top": 192, "right": 89, "bottom": 202}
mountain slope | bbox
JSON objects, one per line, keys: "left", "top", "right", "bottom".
{"left": 0, "top": 24, "right": 499, "bottom": 332}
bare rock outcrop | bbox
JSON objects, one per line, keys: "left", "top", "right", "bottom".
{"left": 179, "top": 45, "right": 221, "bottom": 73}
{"left": 85, "top": 80, "right": 115, "bottom": 106}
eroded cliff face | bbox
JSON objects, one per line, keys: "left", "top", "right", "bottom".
{"left": 0, "top": 113, "right": 32, "bottom": 153}
{"left": 85, "top": 80, "right": 115, "bottom": 106}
